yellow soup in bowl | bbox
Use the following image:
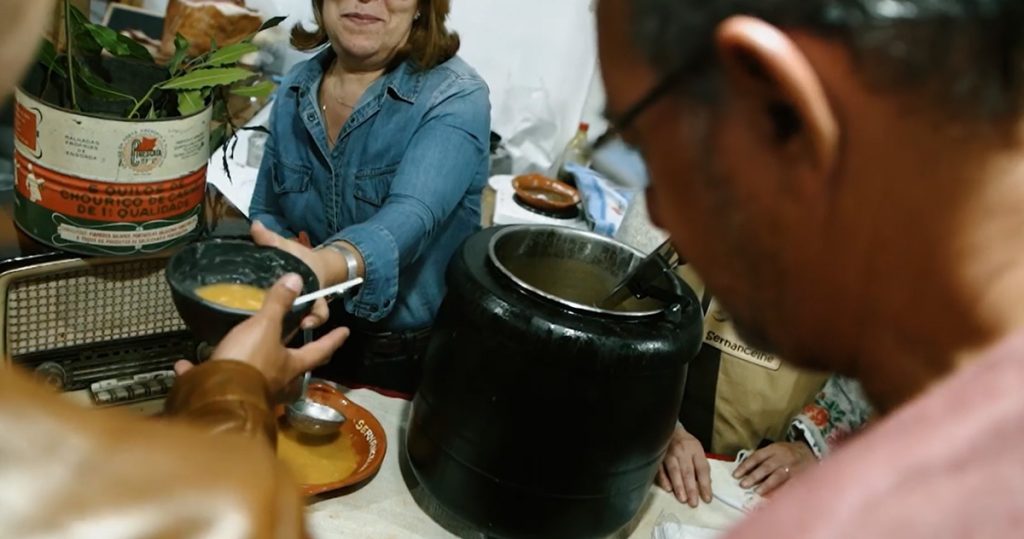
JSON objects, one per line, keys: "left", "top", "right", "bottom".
{"left": 195, "top": 283, "right": 267, "bottom": 312}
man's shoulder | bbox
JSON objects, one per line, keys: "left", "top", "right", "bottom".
{"left": 726, "top": 333, "right": 1024, "bottom": 538}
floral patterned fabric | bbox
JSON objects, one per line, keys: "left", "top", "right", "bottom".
{"left": 787, "top": 375, "right": 874, "bottom": 458}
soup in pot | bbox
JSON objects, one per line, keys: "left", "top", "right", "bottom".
{"left": 195, "top": 283, "right": 267, "bottom": 311}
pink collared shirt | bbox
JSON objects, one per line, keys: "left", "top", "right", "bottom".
{"left": 727, "top": 333, "right": 1024, "bottom": 538}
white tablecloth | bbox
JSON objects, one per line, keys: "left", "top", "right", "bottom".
{"left": 306, "top": 389, "right": 745, "bottom": 538}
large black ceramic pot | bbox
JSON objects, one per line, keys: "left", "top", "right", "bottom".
{"left": 407, "top": 225, "right": 703, "bottom": 539}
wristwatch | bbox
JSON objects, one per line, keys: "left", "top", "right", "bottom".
{"left": 316, "top": 241, "right": 360, "bottom": 281}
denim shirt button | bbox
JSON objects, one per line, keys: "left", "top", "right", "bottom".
{"left": 306, "top": 112, "right": 316, "bottom": 122}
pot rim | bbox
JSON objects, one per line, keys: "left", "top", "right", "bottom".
{"left": 487, "top": 224, "right": 667, "bottom": 319}
{"left": 15, "top": 87, "right": 213, "bottom": 124}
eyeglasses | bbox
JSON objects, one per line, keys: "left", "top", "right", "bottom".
{"left": 588, "top": 64, "right": 691, "bottom": 278}
{"left": 591, "top": 62, "right": 691, "bottom": 155}
{"left": 584, "top": 62, "right": 691, "bottom": 191}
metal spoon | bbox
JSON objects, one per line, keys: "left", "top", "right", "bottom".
{"left": 284, "top": 279, "right": 363, "bottom": 435}
{"left": 293, "top": 277, "right": 364, "bottom": 307}
{"left": 285, "top": 331, "right": 346, "bottom": 436}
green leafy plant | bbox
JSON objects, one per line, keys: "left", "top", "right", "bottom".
{"left": 35, "top": 0, "right": 285, "bottom": 123}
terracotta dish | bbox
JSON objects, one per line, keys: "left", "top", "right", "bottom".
{"left": 275, "top": 379, "right": 387, "bottom": 497}
{"left": 512, "top": 174, "right": 581, "bottom": 211}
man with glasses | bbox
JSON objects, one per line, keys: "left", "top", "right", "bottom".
{"left": 597, "top": 0, "right": 1024, "bottom": 536}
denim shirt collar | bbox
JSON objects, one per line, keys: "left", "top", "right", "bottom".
{"left": 287, "top": 47, "right": 424, "bottom": 106}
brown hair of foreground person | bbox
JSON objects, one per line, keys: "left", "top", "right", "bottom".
{"left": 1, "top": 269, "right": 347, "bottom": 536}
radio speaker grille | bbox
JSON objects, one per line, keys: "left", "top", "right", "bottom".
{"left": 6, "top": 259, "right": 187, "bottom": 357}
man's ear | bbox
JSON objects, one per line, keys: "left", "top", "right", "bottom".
{"left": 714, "top": 16, "right": 839, "bottom": 175}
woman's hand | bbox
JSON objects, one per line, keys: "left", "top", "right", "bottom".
{"left": 732, "top": 441, "right": 816, "bottom": 495}
{"left": 658, "top": 424, "right": 713, "bottom": 508}
{"left": 175, "top": 273, "right": 349, "bottom": 396}
{"left": 251, "top": 220, "right": 331, "bottom": 329}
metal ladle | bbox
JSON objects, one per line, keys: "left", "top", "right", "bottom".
{"left": 597, "top": 238, "right": 682, "bottom": 310}
{"left": 286, "top": 368, "right": 345, "bottom": 436}
{"left": 285, "top": 278, "right": 364, "bottom": 436}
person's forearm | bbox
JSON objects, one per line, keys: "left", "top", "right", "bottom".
{"left": 316, "top": 240, "right": 366, "bottom": 286}
{"left": 164, "top": 361, "right": 277, "bottom": 447}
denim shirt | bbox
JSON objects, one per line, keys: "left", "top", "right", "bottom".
{"left": 250, "top": 49, "right": 490, "bottom": 331}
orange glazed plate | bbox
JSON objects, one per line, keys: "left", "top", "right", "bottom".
{"left": 512, "top": 173, "right": 581, "bottom": 211}
{"left": 275, "top": 379, "right": 387, "bottom": 496}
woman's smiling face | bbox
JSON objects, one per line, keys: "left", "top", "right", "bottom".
{"left": 322, "top": 0, "right": 418, "bottom": 66}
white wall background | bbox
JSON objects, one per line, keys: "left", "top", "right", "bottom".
{"left": 141, "top": 0, "right": 607, "bottom": 171}
{"left": 446, "top": 0, "right": 604, "bottom": 170}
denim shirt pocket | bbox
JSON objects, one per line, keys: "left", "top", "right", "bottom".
{"left": 271, "top": 160, "right": 315, "bottom": 233}
{"left": 272, "top": 161, "right": 312, "bottom": 194}
{"left": 352, "top": 163, "right": 398, "bottom": 222}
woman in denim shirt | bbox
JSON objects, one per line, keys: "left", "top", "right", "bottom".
{"left": 249, "top": 0, "right": 490, "bottom": 392}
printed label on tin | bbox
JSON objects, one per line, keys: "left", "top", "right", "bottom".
{"left": 55, "top": 216, "right": 199, "bottom": 248}
{"left": 15, "top": 102, "right": 38, "bottom": 153}
{"left": 14, "top": 153, "right": 206, "bottom": 223}
{"left": 13, "top": 184, "right": 203, "bottom": 256}
{"left": 13, "top": 88, "right": 211, "bottom": 183}
{"left": 14, "top": 189, "right": 202, "bottom": 256}
{"left": 120, "top": 130, "right": 166, "bottom": 173}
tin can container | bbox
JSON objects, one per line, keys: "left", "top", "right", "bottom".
{"left": 13, "top": 88, "right": 211, "bottom": 256}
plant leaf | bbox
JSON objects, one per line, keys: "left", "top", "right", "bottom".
{"left": 169, "top": 33, "right": 189, "bottom": 75}
{"left": 198, "top": 42, "right": 258, "bottom": 68}
{"left": 177, "top": 90, "right": 205, "bottom": 116}
{"left": 146, "top": 106, "right": 158, "bottom": 120}
{"left": 74, "top": 58, "right": 135, "bottom": 102}
{"left": 209, "top": 123, "right": 228, "bottom": 150}
{"left": 67, "top": 5, "right": 102, "bottom": 56}
{"left": 85, "top": 24, "right": 154, "bottom": 63}
{"left": 159, "top": 67, "right": 256, "bottom": 90}
{"left": 37, "top": 39, "right": 67, "bottom": 78}
{"left": 229, "top": 80, "right": 275, "bottom": 99}
{"left": 212, "top": 94, "right": 227, "bottom": 120}
{"left": 242, "top": 16, "right": 287, "bottom": 44}
{"left": 258, "top": 16, "right": 287, "bottom": 33}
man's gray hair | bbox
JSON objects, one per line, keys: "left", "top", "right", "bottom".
{"left": 629, "top": 0, "right": 1024, "bottom": 117}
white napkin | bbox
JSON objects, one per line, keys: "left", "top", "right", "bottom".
{"left": 652, "top": 515, "right": 722, "bottom": 539}
{"left": 709, "top": 452, "right": 765, "bottom": 513}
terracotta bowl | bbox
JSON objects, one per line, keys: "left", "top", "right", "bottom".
{"left": 275, "top": 379, "right": 388, "bottom": 496}
{"left": 512, "top": 174, "right": 581, "bottom": 211}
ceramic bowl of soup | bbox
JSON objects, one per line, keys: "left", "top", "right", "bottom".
{"left": 166, "top": 238, "right": 320, "bottom": 345}
{"left": 275, "top": 379, "right": 388, "bottom": 496}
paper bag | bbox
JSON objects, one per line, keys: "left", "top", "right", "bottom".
{"left": 160, "top": 0, "right": 262, "bottom": 59}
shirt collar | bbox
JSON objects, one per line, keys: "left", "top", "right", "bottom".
{"left": 288, "top": 47, "right": 424, "bottom": 105}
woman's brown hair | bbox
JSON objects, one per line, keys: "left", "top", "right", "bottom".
{"left": 291, "top": 0, "right": 460, "bottom": 71}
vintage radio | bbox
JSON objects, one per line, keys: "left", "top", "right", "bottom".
{"left": 0, "top": 190, "right": 247, "bottom": 412}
